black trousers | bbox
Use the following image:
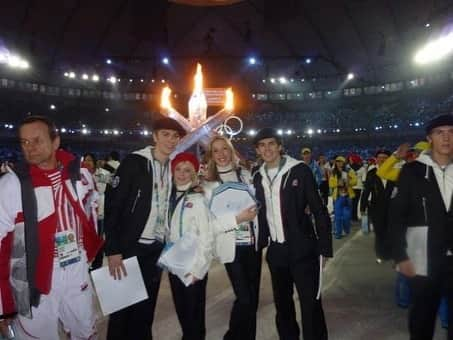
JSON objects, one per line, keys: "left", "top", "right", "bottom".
{"left": 224, "top": 246, "right": 263, "bottom": 340}
{"left": 107, "top": 242, "right": 164, "bottom": 340}
{"left": 319, "top": 180, "right": 329, "bottom": 208}
{"left": 266, "top": 243, "right": 328, "bottom": 340}
{"left": 370, "top": 214, "right": 392, "bottom": 260}
{"left": 169, "top": 273, "right": 208, "bottom": 340}
{"left": 351, "top": 189, "right": 362, "bottom": 221}
{"left": 408, "top": 265, "right": 453, "bottom": 340}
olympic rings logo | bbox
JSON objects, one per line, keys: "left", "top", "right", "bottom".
{"left": 215, "top": 116, "right": 243, "bottom": 139}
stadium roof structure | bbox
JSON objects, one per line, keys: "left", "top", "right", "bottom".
{"left": 0, "top": 0, "right": 452, "bottom": 91}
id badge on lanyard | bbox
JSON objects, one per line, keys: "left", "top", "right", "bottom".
{"left": 55, "top": 230, "right": 81, "bottom": 267}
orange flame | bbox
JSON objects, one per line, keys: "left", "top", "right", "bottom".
{"left": 194, "top": 63, "right": 203, "bottom": 92}
{"left": 225, "top": 87, "right": 234, "bottom": 111}
{"left": 161, "top": 86, "right": 172, "bottom": 109}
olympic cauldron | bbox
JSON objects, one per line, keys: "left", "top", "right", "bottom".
{"left": 160, "top": 63, "right": 242, "bottom": 158}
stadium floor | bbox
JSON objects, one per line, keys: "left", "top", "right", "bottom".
{"left": 91, "top": 223, "right": 446, "bottom": 340}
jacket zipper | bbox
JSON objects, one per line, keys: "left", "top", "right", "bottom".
{"left": 422, "top": 197, "right": 428, "bottom": 224}
{"left": 131, "top": 189, "right": 141, "bottom": 213}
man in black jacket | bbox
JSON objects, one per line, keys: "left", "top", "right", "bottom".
{"left": 360, "top": 150, "right": 395, "bottom": 262}
{"left": 104, "top": 117, "right": 186, "bottom": 340}
{"left": 253, "top": 128, "right": 332, "bottom": 340}
{"left": 390, "top": 114, "right": 453, "bottom": 340}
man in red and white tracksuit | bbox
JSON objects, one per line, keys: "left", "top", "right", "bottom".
{"left": 0, "top": 116, "right": 103, "bottom": 340}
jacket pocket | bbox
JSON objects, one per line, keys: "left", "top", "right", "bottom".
{"left": 406, "top": 226, "right": 428, "bottom": 276}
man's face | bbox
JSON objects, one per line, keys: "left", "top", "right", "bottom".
{"left": 319, "top": 155, "right": 326, "bottom": 164}
{"left": 19, "top": 121, "right": 59, "bottom": 168}
{"left": 302, "top": 152, "right": 311, "bottom": 163}
{"left": 376, "top": 153, "right": 389, "bottom": 167}
{"left": 255, "top": 138, "right": 282, "bottom": 165}
{"left": 153, "top": 129, "right": 181, "bottom": 157}
{"left": 428, "top": 126, "right": 453, "bottom": 156}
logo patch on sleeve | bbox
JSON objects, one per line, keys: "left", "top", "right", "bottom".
{"left": 292, "top": 179, "right": 299, "bottom": 187}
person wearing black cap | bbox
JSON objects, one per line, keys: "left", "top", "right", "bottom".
{"left": 104, "top": 117, "right": 186, "bottom": 340}
{"left": 252, "top": 128, "right": 332, "bottom": 340}
{"left": 390, "top": 114, "right": 453, "bottom": 339}
{"left": 360, "top": 149, "right": 395, "bottom": 263}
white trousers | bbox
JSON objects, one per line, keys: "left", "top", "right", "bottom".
{"left": 13, "top": 252, "right": 98, "bottom": 340}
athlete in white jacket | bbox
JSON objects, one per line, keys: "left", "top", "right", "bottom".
{"left": 167, "top": 152, "right": 214, "bottom": 340}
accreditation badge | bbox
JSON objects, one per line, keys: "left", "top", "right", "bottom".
{"left": 55, "top": 230, "right": 81, "bottom": 267}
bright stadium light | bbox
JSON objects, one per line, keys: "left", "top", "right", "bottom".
{"left": 92, "top": 74, "right": 99, "bottom": 82}
{"left": 347, "top": 73, "right": 355, "bottom": 80}
{"left": 414, "top": 31, "right": 453, "bottom": 64}
{"left": 279, "top": 77, "right": 287, "bottom": 84}
{"left": 106, "top": 59, "right": 112, "bottom": 64}
{"left": 108, "top": 76, "right": 117, "bottom": 84}
{"left": 50, "top": 104, "right": 56, "bottom": 110}
{"left": 248, "top": 129, "right": 256, "bottom": 136}
{"left": 286, "top": 129, "right": 293, "bottom": 135}
{"left": 64, "top": 72, "right": 69, "bottom": 77}
{"left": 270, "top": 78, "right": 275, "bottom": 83}
{"left": 305, "top": 58, "right": 312, "bottom": 64}
{"left": 60, "top": 128, "right": 67, "bottom": 133}
{"left": 248, "top": 57, "right": 256, "bottom": 65}
{"left": 307, "top": 128, "right": 314, "bottom": 135}
{"left": 82, "top": 74, "right": 89, "bottom": 80}
{"left": 277, "top": 129, "right": 283, "bottom": 135}
{"left": 69, "top": 72, "right": 76, "bottom": 79}
{"left": 162, "top": 57, "right": 169, "bottom": 65}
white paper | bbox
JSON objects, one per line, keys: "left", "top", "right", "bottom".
{"left": 158, "top": 233, "right": 198, "bottom": 287}
{"left": 90, "top": 256, "right": 148, "bottom": 315}
{"left": 406, "top": 226, "right": 428, "bottom": 276}
{"left": 210, "top": 183, "right": 257, "bottom": 216}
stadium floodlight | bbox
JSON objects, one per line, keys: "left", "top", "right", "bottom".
{"left": 305, "top": 58, "right": 312, "bottom": 64}
{"left": 347, "top": 73, "right": 355, "bottom": 80}
{"left": 317, "top": 129, "right": 322, "bottom": 134}
{"left": 248, "top": 129, "right": 256, "bottom": 136}
{"left": 113, "top": 129, "right": 119, "bottom": 135}
{"left": 81, "top": 128, "right": 89, "bottom": 135}
{"left": 129, "top": 79, "right": 133, "bottom": 83}
{"left": 69, "top": 72, "right": 76, "bottom": 79}
{"left": 277, "top": 129, "right": 283, "bottom": 135}
{"left": 82, "top": 74, "right": 89, "bottom": 80}
{"left": 286, "top": 129, "right": 293, "bottom": 135}
{"left": 279, "top": 77, "right": 287, "bottom": 84}
{"left": 50, "top": 104, "right": 56, "bottom": 110}
{"left": 162, "top": 57, "right": 169, "bottom": 65}
{"left": 60, "top": 128, "right": 67, "bottom": 133}
{"left": 414, "top": 31, "right": 453, "bottom": 65}
{"left": 262, "top": 79, "right": 266, "bottom": 83}
{"left": 105, "top": 108, "right": 110, "bottom": 112}
{"left": 143, "top": 130, "right": 149, "bottom": 136}
{"left": 108, "top": 76, "right": 117, "bottom": 84}
{"left": 64, "top": 72, "right": 69, "bottom": 77}
{"left": 140, "top": 79, "right": 144, "bottom": 82}
{"left": 106, "top": 59, "right": 112, "bottom": 64}
{"left": 92, "top": 74, "right": 99, "bottom": 82}
{"left": 248, "top": 57, "right": 256, "bottom": 65}
{"left": 307, "top": 128, "right": 314, "bottom": 135}
{"left": 270, "top": 78, "right": 275, "bottom": 83}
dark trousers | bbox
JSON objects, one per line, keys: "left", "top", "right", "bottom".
{"left": 408, "top": 267, "right": 453, "bottom": 340}
{"left": 266, "top": 243, "right": 328, "bottom": 340}
{"left": 370, "top": 214, "right": 392, "bottom": 260}
{"left": 169, "top": 273, "right": 208, "bottom": 340}
{"left": 352, "top": 189, "right": 362, "bottom": 221}
{"left": 319, "top": 180, "right": 329, "bottom": 208}
{"left": 224, "top": 246, "right": 262, "bottom": 340}
{"left": 107, "top": 242, "right": 164, "bottom": 340}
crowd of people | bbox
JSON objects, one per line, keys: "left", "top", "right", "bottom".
{"left": 0, "top": 113, "right": 452, "bottom": 340}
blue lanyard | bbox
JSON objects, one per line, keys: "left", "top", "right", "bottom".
{"left": 264, "top": 157, "right": 286, "bottom": 186}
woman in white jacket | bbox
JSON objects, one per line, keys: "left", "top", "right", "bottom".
{"left": 167, "top": 152, "right": 214, "bottom": 340}
{"left": 202, "top": 136, "right": 260, "bottom": 340}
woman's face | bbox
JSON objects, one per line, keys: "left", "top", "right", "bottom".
{"left": 174, "top": 161, "right": 195, "bottom": 186}
{"left": 83, "top": 155, "right": 96, "bottom": 173}
{"left": 211, "top": 139, "right": 233, "bottom": 168}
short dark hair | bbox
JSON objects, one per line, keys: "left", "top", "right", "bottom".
{"left": 109, "top": 151, "right": 120, "bottom": 161}
{"left": 19, "top": 115, "right": 58, "bottom": 140}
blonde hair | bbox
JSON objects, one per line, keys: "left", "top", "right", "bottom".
{"left": 205, "top": 136, "right": 239, "bottom": 182}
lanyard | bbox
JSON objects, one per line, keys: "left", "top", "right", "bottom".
{"left": 264, "top": 157, "right": 286, "bottom": 187}
{"left": 151, "top": 154, "right": 170, "bottom": 225}
{"left": 168, "top": 190, "right": 189, "bottom": 238}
